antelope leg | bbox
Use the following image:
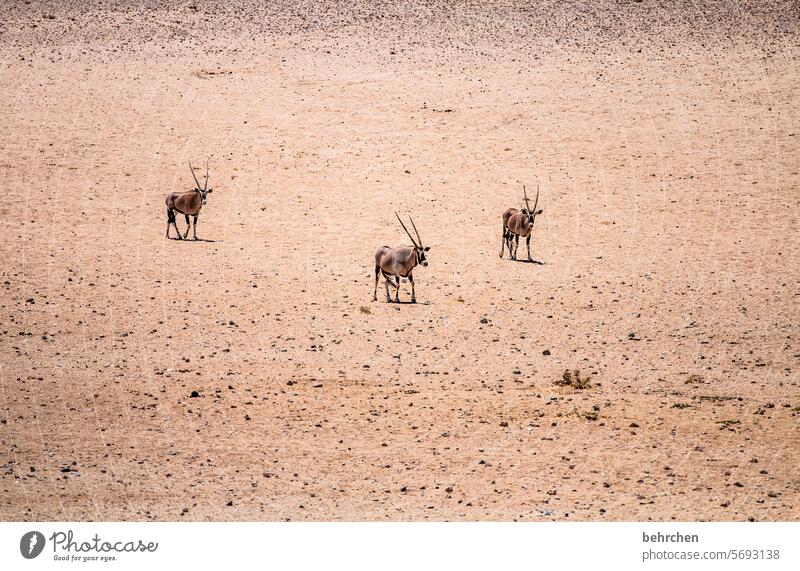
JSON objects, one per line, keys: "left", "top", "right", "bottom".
{"left": 526, "top": 234, "right": 532, "bottom": 260}
{"left": 172, "top": 211, "right": 182, "bottom": 240}
{"left": 409, "top": 273, "right": 416, "bottom": 303}
{"left": 384, "top": 273, "right": 395, "bottom": 302}
{"left": 193, "top": 215, "right": 198, "bottom": 240}
{"left": 183, "top": 214, "right": 191, "bottom": 239}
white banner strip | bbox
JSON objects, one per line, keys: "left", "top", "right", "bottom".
{"left": 2, "top": 522, "right": 797, "bottom": 570}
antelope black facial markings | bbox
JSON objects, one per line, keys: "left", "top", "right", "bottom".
{"left": 501, "top": 184, "right": 542, "bottom": 261}
{"left": 373, "top": 212, "right": 430, "bottom": 304}
{"left": 164, "top": 160, "right": 214, "bottom": 241}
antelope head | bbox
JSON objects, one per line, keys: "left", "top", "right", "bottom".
{"left": 396, "top": 212, "right": 430, "bottom": 267}
{"left": 522, "top": 184, "right": 543, "bottom": 229}
{"left": 189, "top": 161, "right": 214, "bottom": 205}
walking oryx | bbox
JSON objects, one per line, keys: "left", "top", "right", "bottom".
{"left": 165, "top": 161, "right": 214, "bottom": 240}
{"left": 373, "top": 213, "right": 430, "bottom": 303}
{"left": 500, "top": 185, "right": 543, "bottom": 261}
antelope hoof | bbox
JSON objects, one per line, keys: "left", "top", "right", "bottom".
{"left": 411, "top": 298, "right": 417, "bottom": 304}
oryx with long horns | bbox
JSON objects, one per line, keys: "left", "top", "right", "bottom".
{"left": 165, "top": 161, "right": 214, "bottom": 240}
{"left": 500, "top": 184, "right": 543, "bottom": 261}
{"left": 373, "top": 213, "right": 430, "bottom": 303}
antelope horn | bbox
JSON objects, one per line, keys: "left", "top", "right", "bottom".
{"left": 409, "top": 215, "right": 423, "bottom": 247}
{"left": 523, "top": 184, "right": 531, "bottom": 211}
{"left": 395, "top": 211, "right": 419, "bottom": 249}
{"left": 204, "top": 160, "right": 209, "bottom": 191}
{"left": 189, "top": 162, "right": 202, "bottom": 190}
{"left": 532, "top": 184, "right": 540, "bottom": 212}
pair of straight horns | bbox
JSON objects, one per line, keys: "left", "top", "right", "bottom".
{"left": 523, "top": 184, "right": 540, "bottom": 213}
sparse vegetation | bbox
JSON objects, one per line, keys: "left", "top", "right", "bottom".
{"left": 359, "top": 306, "right": 371, "bottom": 315}
{"left": 718, "top": 419, "right": 740, "bottom": 427}
{"left": 581, "top": 410, "right": 599, "bottom": 421}
{"left": 556, "top": 369, "right": 591, "bottom": 390}
{"left": 672, "top": 403, "right": 692, "bottom": 409}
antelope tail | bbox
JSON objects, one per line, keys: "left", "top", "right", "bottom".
{"left": 500, "top": 220, "right": 507, "bottom": 258}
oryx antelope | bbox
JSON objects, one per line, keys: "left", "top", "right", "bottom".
{"left": 500, "top": 184, "right": 543, "bottom": 261}
{"left": 373, "top": 213, "right": 430, "bottom": 303}
{"left": 165, "top": 161, "right": 214, "bottom": 240}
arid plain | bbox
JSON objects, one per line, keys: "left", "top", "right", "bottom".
{"left": 1, "top": 1, "right": 798, "bottom": 521}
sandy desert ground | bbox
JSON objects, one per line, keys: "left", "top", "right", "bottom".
{"left": 1, "top": 1, "right": 799, "bottom": 521}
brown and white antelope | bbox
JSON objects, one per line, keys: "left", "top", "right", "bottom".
{"left": 500, "top": 184, "right": 543, "bottom": 261}
{"left": 165, "top": 161, "right": 214, "bottom": 240}
{"left": 373, "top": 213, "right": 430, "bottom": 303}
